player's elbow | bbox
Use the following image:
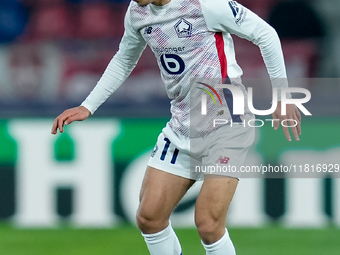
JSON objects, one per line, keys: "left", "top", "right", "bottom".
{"left": 252, "top": 21, "right": 280, "bottom": 46}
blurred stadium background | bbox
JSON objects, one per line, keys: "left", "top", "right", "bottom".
{"left": 0, "top": 0, "right": 339, "bottom": 254}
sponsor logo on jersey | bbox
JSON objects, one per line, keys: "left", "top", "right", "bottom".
{"left": 216, "top": 156, "right": 230, "bottom": 164}
{"left": 160, "top": 54, "right": 185, "bottom": 75}
{"left": 228, "top": 1, "right": 247, "bottom": 26}
{"left": 144, "top": 26, "right": 153, "bottom": 34}
{"left": 154, "top": 46, "right": 185, "bottom": 55}
{"left": 174, "top": 18, "right": 192, "bottom": 38}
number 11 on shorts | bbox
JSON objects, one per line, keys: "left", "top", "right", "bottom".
{"left": 160, "top": 138, "right": 179, "bottom": 164}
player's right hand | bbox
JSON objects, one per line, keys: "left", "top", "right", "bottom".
{"left": 51, "top": 106, "right": 91, "bottom": 135}
{"left": 272, "top": 101, "right": 301, "bottom": 142}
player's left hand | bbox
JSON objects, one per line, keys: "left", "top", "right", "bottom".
{"left": 272, "top": 101, "right": 301, "bottom": 142}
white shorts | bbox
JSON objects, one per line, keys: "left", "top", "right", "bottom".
{"left": 148, "top": 123, "right": 255, "bottom": 180}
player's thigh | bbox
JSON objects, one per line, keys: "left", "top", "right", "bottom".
{"left": 138, "top": 166, "right": 195, "bottom": 222}
{"left": 195, "top": 176, "right": 238, "bottom": 226}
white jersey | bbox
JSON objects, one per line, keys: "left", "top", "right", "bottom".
{"left": 81, "top": 0, "right": 288, "bottom": 137}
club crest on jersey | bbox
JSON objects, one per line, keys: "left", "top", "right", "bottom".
{"left": 228, "top": 1, "right": 247, "bottom": 26}
{"left": 174, "top": 18, "right": 192, "bottom": 38}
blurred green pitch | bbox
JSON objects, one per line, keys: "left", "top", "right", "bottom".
{"left": 0, "top": 224, "right": 339, "bottom": 255}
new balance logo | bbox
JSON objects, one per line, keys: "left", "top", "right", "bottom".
{"left": 144, "top": 27, "right": 153, "bottom": 34}
{"left": 216, "top": 156, "right": 230, "bottom": 164}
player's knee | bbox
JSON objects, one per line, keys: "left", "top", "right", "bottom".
{"left": 136, "top": 210, "right": 153, "bottom": 232}
{"left": 136, "top": 210, "right": 166, "bottom": 234}
{"left": 195, "top": 218, "right": 219, "bottom": 236}
{"left": 195, "top": 217, "right": 224, "bottom": 244}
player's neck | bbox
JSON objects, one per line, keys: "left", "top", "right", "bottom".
{"left": 152, "top": 0, "right": 171, "bottom": 6}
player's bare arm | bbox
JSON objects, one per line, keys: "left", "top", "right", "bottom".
{"left": 272, "top": 101, "right": 301, "bottom": 142}
{"left": 51, "top": 106, "right": 91, "bottom": 134}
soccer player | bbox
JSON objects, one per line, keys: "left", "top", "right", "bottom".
{"left": 52, "top": 0, "right": 301, "bottom": 254}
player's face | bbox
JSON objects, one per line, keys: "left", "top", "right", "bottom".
{"left": 133, "top": 0, "right": 170, "bottom": 7}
